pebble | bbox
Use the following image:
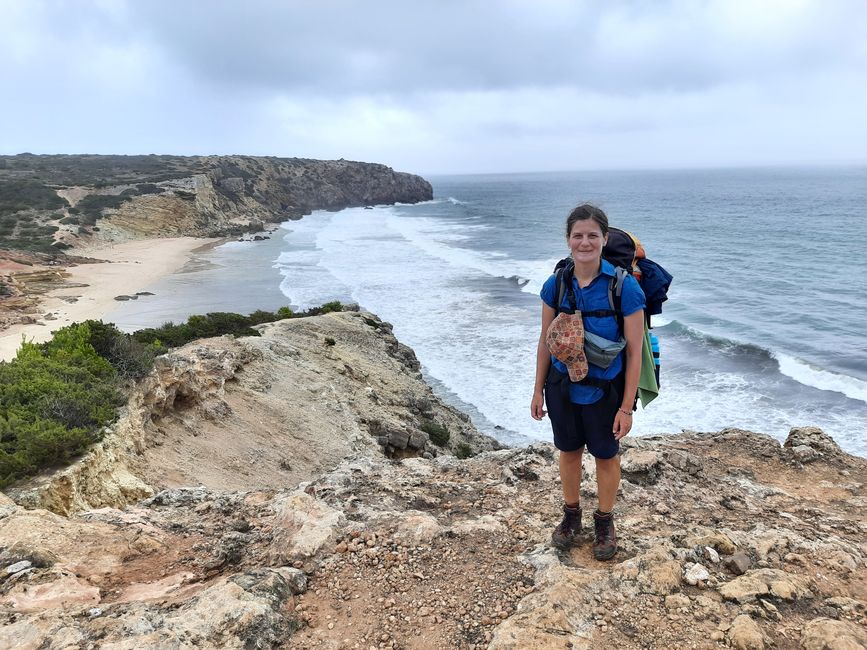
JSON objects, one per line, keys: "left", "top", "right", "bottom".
{"left": 703, "top": 546, "right": 720, "bottom": 564}
{"left": 683, "top": 563, "right": 710, "bottom": 586}
{"left": 4, "top": 560, "right": 32, "bottom": 574}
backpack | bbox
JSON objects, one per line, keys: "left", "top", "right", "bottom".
{"left": 553, "top": 227, "right": 672, "bottom": 387}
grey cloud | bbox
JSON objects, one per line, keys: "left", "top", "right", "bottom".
{"left": 119, "top": 0, "right": 867, "bottom": 96}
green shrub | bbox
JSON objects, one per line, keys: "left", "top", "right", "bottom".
{"left": 455, "top": 443, "right": 473, "bottom": 460}
{"left": 83, "top": 320, "right": 158, "bottom": 380}
{"left": 248, "top": 309, "right": 278, "bottom": 325}
{"left": 324, "top": 337, "right": 336, "bottom": 346}
{"left": 0, "top": 323, "right": 124, "bottom": 487}
{"left": 75, "top": 193, "right": 132, "bottom": 224}
{"left": 421, "top": 419, "right": 450, "bottom": 447}
{"left": 0, "top": 179, "right": 66, "bottom": 215}
{"left": 132, "top": 303, "right": 341, "bottom": 350}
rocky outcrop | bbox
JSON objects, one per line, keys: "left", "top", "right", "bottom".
{"left": 1, "top": 312, "right": 865, "bottom": 648}
{"left": 6, "top": 309, "right": 498, "bottom": 515}
{"left": 0, "top": 154, "right": 433, "bottom": 248}
{"left": 1, "top": 425, "right": 865, "bottom": 649}
{"left": 98, "top": 157, "right": 433, "bottom": 241}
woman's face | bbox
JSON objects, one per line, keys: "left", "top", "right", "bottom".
{"left": 568, "top": 219, "right": 607, "bottom": 265}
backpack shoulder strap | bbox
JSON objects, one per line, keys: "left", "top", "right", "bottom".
{"left": 608, "top": 267, "right": 628, "bottom": 334}
{"left": 554, "top": 267, "right": 566, "bottom": 316}
{"left": 554, "top": 259, "right": 576, "bottom": 315}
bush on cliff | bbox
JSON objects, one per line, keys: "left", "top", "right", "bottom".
{"left": 0, "top": 303, "right": 346, "bottom": 486}
{"left": 0, "top": 323, "right": 124, "bottom": 487}
{"left": 83, "top": 320, "right": 160, "bottom": 380}
{"left": 421, "top": 419, "right": 450, "bottom": 447}
{"left": 132, "top": 302, "right": 341, "bottom": 352}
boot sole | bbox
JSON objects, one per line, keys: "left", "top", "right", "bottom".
{"left": 593, "top": 547, "right": 617, "bottom": 561}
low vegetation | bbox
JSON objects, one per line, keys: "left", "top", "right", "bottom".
{"left": 0, "top": 179, "right": 67, "bottom": 215}
{"left": 0, "top": 154, "right": 204, "bottom": 187}
{"left": 0, "top": 302, "right": 344, "bottom": 487}
{"left": 420, "top": 419, "right": 450, "bottom": 447}
{"left": 0, "top": 179, "right": 64, "bottom": 251}
{"left": 0, "top": 323, "right": 125, "bottom": 488}
{"left": 455, "top": 443, "right": 474, "bottom": 460}
{"left": 132, "top": 301, "right": 342, "bottom": 352}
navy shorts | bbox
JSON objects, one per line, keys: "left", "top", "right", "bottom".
{"left": 544, "top": 366, "right": 622, "bottom": 459}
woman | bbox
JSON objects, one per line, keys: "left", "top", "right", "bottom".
{"left": 531, "top": 204, "right": 645, "bottom": 560}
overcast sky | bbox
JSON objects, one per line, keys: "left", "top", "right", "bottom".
{"left": 1, "top": 0, "right": 865, "bottom": 174}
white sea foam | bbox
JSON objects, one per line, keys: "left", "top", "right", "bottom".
{"left": 447, "top": 197, "right": 467, "bottom": 205}
{"left": 267, "top": 203, "right": 867, "bottom": 457}
{"left": 776, "top": 353, "right": 867, "bottom": 404}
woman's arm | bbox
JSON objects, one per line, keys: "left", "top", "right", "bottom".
{"left": 613, "top": 308, "right": 644, "bottom": 439}
{"left": 531, "top": 303, "right": 556, "bottom": 420}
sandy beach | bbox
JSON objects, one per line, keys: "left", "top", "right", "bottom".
{"left": 0, "top": 237, "right": 220, "bottom": 361}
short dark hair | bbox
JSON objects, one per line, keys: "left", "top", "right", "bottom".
{"left": 566, "top": 204, "right": 609, "bottom": 238}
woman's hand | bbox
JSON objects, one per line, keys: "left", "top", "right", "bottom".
{"left": 531, "top": 391, "right": 547, "bottom": 420}
{"left": 613, "top": 409, "right": 633, "bottom": 440}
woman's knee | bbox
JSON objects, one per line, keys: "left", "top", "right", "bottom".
{"left": 595, "top": 455, "right": 620, "bottom": 470}
{"left": 559, "top": 449, "right": 583, "bottom": 465}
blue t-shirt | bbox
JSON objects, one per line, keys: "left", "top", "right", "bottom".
{"left": 540, "top": 259, "right": 646, "bottom": 404}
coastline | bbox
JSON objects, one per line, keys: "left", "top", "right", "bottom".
{"left": 0, "top": 237, "right": 220, "bottom": 361}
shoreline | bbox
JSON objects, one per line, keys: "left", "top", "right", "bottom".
{"left": 0, "top": 237, "right": 221, "bottom": 361}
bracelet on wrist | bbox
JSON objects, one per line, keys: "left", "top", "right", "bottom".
{"left": 618, "top": 408, "right": 633, "bottom": 416}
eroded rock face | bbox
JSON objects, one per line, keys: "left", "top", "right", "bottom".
{"left": 79, "top": 156, "right": 434, "bottom": 244}
{"left": 1, "top": 428, "right": 865, "bottom": 649}
{"left": 1, "top": 317, "right": 865, "bottom": 649}
{"left": 6, "top": 310, "right": 500, "bottom": 515}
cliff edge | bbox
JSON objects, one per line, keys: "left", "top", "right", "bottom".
{"left": 0, "top": 154, "right": 433, "bottom": 251}
{"left": 0, "top": 314, "right": 865, "bottom": 649}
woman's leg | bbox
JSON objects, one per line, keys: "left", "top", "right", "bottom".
{"left": 595, "top": 455, "right": 620, "bottom": 512}
{"left": 552, "top": 448, "right": 584, "bottom": 548}
{"left": 593, "top": 455, "right": 620, "bottom": 560}
{"left": 559, "top": 449, "right": 583, "bottom": 504}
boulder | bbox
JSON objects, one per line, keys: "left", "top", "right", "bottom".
{"left": 784, "top": 427, "right": 842, "bottom": 456}
{"left": 800, "top": 617, "right": 867, "bottom": 650}
{"left": 620, "top": 449, "right": 663, "bottom": 484}
{"left": 728, "top": 614, "right": 767, "bottom": 650}
{"left": 269, "top": 492, "right": 344, "bottom": 562}
{"left": 719, "top": 569, "right": 811, "bottom": 603}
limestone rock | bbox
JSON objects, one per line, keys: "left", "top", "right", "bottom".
{"left": 664, "top": 448, "right": 704, "bottom": 475}
{"left": 785, "top": 426, "right": 843, "bottom": 456}
{"left": 726, "top": 552, "right": 753, "bottom": 575}
{"left": 800, "top": 618, "right": 867, "bottom": 650}
{"left": 270, "top": 492, "right": 344, "bottom": 562}
{"left": 719, "top": 568, "right": 811, "bottom": 603}
{"left": 620, "top": 449, "right": 663, "bottom": 484}
{"left": 684, "top": 562, "right": 711, "bottom": 586}
{"left": 392, "top": 513, "right": 442, "bottom": 545}
{"left": 7, "top": 311, "right": 500, "bottom": 515}
{"left": 679, "top": 526, "right": 738, "bottom": 555}
{"left": 728, "top": 614, "right": 767, "bottom": 650}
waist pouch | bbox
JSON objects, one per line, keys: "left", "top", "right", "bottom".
{"left": 584, "top": 331, "right": 626, "bottom": 369}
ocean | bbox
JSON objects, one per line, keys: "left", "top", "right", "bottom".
{"left": 107, "top": 166, "right": 867, "bottom": 458}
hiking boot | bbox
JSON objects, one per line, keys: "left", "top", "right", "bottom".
{"left": 551, "top": 504, "right": 582, "bottom": 549}
{"left": 593, "top": 510, "right": 617, "bottom": 560}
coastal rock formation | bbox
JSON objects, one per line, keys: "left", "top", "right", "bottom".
{"left": 1, "top": 319, "right": 865, "bottom": 649}
{"left": 7, "top": 310, "right": 498, "bottom": 515}
{"left": 0, "top": 154, "right": 432, "bottom": 247}
{"left": 1, "top": 425, "right": 865, "bottom": 649}
{"left": 97, "top": 156, "right": 433, "bottom": 241}
{"left": 0, "top": 154, "right": 433, "bottom": 327}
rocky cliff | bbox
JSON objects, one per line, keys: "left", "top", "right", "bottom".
{"left": 0, "top": 154, "right": 433, "bottom": 250}
{"left": 1, "top": 314, "right": 865, "bottom": 650}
